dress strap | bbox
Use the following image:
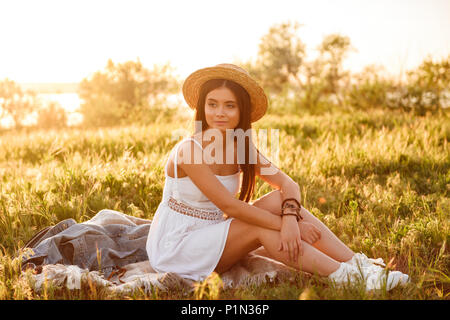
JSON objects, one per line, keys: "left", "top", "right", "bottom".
{"left": 172, "top": 137, "right": 203, "bottom": 199}
{"left": 164, "top": 156, "right": 170, "bottom": 176}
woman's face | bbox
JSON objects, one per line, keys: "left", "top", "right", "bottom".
{"left": 204, "top": 86, "right": 240, "bottom": 132}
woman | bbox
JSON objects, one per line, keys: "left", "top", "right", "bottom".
{"left": 146, "top": 64, "right": 409, "bottom": 291}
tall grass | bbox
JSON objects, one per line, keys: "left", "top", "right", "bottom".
{"left": 0, "top": 105, "right": 448, "bottom": 300}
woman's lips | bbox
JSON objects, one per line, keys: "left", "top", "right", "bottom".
{"left": 214, "top": 121, "right": 228, "bottom": 125}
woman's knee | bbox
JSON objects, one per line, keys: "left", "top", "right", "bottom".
{"left": 228, "top": 219, "right": 262, "bottom": 246}
{"left": 216, "top": 220, "right": 263, "bottom": 273}
{"left": 251, "top": 190, "right": 283, "bottom": 215}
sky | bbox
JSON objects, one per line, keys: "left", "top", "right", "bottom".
{"left": 0, "top": 0, "right": 449, "bottom": 83}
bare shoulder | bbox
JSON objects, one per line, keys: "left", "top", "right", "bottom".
{"left": 166, "top": 138, "right": 201, "bottom": 178}
{"left": 176, "top": 139, "right": 238, "bottom": 212}
{"left": 177, "top": 138, "right": 203, "bottom": 165}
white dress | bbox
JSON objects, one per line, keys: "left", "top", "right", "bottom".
{"left": 146, "top": 137, "right": 240, "bottom": 281}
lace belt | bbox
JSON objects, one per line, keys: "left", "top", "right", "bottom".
{"left": 168, "top": 197, "right": 224, "bottom": 221}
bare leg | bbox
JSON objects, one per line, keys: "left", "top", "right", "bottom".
{"left": 251, "top": 190, "right": 354, "bottom": 263}
{"left": 299, "top": 206, "right": 354, "bottom": 262}
{"left": 215, "top": 218, "right": 341, "bottom": 276}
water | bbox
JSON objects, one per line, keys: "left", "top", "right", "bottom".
{"left": 1, "top": 92, "right": 190, "bottom": 128}
{"left": 0, "top": 92, "right": 83, "bottom": 128}
{"left": 38, "top": 93, "right": 81, "bottom": 113}
{"left": 36, "top": 92, "right": 187, "bottom": 127}
{"left": 38, "top": 93, "right": 83, "bottom": 126}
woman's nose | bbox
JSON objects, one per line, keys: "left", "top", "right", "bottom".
{"left": 216, "top": 105, "right": 226, "bottom": 116}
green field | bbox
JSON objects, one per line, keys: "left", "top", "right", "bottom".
{"left": 0, "top": 106, "right": 448, "bottom": 300}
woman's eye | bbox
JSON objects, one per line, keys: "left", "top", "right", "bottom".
{"left": 226, "top": 104, "right": 235, "bottom": 108}
{"left": 208, "top": 103, "right": 217, "bottom": 107}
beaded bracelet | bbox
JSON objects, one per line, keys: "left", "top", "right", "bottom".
{"left": 281, "top": 208, "right": 302, "bottom": 221}
{"left": 281, "top": 197, "right": 302, "bottom": 210}
{"left": 281, "top": 211, "right": 301, "bottom": 222}
{"left": 281, "top": 198, "right": 303, "bottom": 221}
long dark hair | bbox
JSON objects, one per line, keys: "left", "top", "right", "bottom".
{"left": 195, "top": 79, "right": 257, "bottom": 203}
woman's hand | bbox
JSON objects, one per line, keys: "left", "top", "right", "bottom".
{"left": 278, "top": 216, "right": 303, "bottom": 263}
{"left": 298, "top": 221, "right": 321, "bottom": 244}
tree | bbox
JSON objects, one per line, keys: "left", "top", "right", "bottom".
{"left": 291, "top": 33, "right": 353, "bottom": 110}
{"left": 300, "top": 57, "right": 328, "bottom": 110}
{"left": 318, "top": 34, "right": 353, "bottom": 103}
{"left": 0, "top": 79, "right": 36, "bottom": 129}
{"left": 404, "top": 54, "right": 450, "bottom": 113}
{"left": 79, "top": 59, "right": 179, "bottom": 127}
{"left": 346, "top": 64, "right": 395, "bottom": 110}
{"left": 254, "top": 21, "right": 306, "bottom": 94}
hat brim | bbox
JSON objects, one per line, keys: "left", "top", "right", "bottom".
{"left": 182, "top": 65, "right": 268, "bottom": 123}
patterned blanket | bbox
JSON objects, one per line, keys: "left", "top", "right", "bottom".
{"left": 22, "top": 210, "right": 295, "bottom": 295}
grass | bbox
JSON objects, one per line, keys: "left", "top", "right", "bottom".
{"left": 0, "top": 105, "right": 448, "bottom": 300}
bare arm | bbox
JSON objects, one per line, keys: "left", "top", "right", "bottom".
{"left": 253, "top": 149, "right": 304, "bottom": 259}
{"left": 176, "top": 141, "right": 283, "bottom": 231}
{"left": 255, "top": 149, "right": 302, "bottom": 208}
{"left": 178, "top": 140, "right": 303, "bottom": 261}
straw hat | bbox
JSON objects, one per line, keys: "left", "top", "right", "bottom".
{"left": 182, "top": 63, "right": 268, "bottom": 122}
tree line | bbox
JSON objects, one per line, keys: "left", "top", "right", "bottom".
{"left": 243, "top": 22, "right": 449, "bottom": 116}
{"left": 1, "top": 21, "right": 448, "bottom": 130}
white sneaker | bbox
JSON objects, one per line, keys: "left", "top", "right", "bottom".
{"left": 364, "top": 265, "right": 410, "bottom": 291}
{"left": 328, "top": 262, "right": 364, "bottom": 287}
{"left": 328, "top": 262, "right": 409, "bottom": 292}
{"left": 347, "top": 252, "right": 386, "bottom": 268}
